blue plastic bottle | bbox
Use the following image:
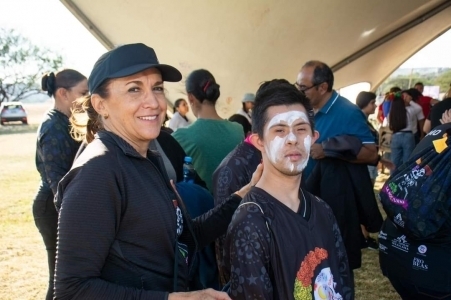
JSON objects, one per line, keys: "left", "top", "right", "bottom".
{"left": 183, "top": 156, "right": 196, "bottom": 183}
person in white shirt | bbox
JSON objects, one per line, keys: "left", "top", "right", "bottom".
{"left": 402, "top": 88, "right": 425, "bottom": 143}
{"left": 169, "top": 98, "right": 191, "bottom": 131}
{"left": 236, "top": 93, "right": 255, "bottom": 124}
{"left": 388, "top": 92, "right": 424, "bottom": 170}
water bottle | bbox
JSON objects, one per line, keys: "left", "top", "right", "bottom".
{"left": 183, "top": 156, "right": 196, "bottom": 183}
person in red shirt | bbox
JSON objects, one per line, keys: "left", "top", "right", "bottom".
{"left": 414, "top": 82, "right": 433, "bottom": 118}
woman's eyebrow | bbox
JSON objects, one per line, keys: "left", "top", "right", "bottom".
{"left": 125, "top": 80, "right": 143, "bottom": 86}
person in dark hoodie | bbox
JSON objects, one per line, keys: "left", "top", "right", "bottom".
{"left": 224, "top": 79, "right": 353, "bottom": 299}
{"left": 54, "top": 43, "right": 262, "bottom": 300}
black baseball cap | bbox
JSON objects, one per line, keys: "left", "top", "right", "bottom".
{"left": 88, "top": 43, "right": 182, "bottom": 94}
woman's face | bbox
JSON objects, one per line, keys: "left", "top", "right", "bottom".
{"left": 176, "top": 100, "right": 189, "bottom": 116}
{"left": 66, "top": 79, "right": 89, "bottom": 102}
{"left": 60, "top": 79, "right": 88, "bottom": 112}
{"left": 97, "top": 68, "right": 166, "bottom": 148}
{"left": 402, "top": 92, "right": 412, "bottom": 105}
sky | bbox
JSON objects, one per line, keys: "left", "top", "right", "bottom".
{"left": 1, "top": 0, "right": 450, "bottom": 79}
{"left": 1, "top": 0, "right": 106, "bottom": 78}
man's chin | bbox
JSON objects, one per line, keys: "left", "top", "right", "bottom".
{"left": 277, "top": 167, "right": 303, "bottom": 177}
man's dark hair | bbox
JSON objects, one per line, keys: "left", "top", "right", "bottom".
{"left": 302, "top": 60, "right": 334, "bottom": 92}
{"left": 356, "top": 91, "right": 376, "bottom": 109}
{"left": 389, "top": 86, "right": 402, "bottom": 93}
{"left": 252, "top": 79, "right": 315, "bottom": 138}
{"left": 229, "top": 114, "right": 251, "bottom": 136}
{"left": 414, "top": 82, "right": 424, "bottom": 87}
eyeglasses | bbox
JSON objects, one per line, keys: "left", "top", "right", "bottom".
{"left": 294, "top": 82, "right": 323, "bottom": 94}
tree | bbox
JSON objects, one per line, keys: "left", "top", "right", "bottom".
{"left": 0, "top": 28, "right": 63, "bottom": 104}
{"left": 434, "top": 69, "right": 451, "bottom": 92}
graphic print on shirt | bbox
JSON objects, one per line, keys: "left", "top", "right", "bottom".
{"left": 294, "top": 247, "right": 342, "bottom": 300}
{"left": 173, "top": 200, "right": 183, "bottom": 237}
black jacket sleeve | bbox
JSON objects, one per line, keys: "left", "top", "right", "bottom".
{"left": 54, "top": 158, "right": 168, "bottom": 300}
{"left": 38, "top": 130, "right": 76, "bottom": 195}
{"left": 190, "top": 193, "right": 243, "bottom": 250}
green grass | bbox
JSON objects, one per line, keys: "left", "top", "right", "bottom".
{"left": 0, "top": 123, "right": 39, "bottom": 135}
{"left": 0, "top": 131, "right": 47, "bottom": 300}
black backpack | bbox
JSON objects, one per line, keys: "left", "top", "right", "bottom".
{"left": 379, "top": 131, "right": 451, "bottom": 241}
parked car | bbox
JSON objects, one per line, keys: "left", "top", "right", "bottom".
{"left": 0, "top": 102, "right": 28, "bottom": 125}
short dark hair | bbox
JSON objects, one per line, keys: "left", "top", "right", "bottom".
{"left": 356, "top": 91, "right": 376, "bottom": 109}
{"left": 302, "top": 60, "right": 334, "bottom": 92}
{"left": 403, "top": 88, "right": 421, "bottom": 102}
{"left": 389, "top": 96, "right": 407, "bottom": 133}
{"left": 41, "top": 69, "right": 86, "bottom": 97}
{"left": 185, "top": 69, "right": 220, "bottom": 104}
{"left": 252, "top": 79, "right": 315, "bottom": 138}
{"left": 414, "top": 82, "right": 424, "bottom": 87}
{"left": 229, "top": 114, "right": 251, "bottom": 136}
{"left": 389, "top": 86, "right": 401, "bottom": 93}
{"left": 173, "top": 98, "right": 186, "bottom": 113}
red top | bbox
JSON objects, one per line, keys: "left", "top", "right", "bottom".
{"left": 418, "top": 96, "right": 432, "bottom": 118}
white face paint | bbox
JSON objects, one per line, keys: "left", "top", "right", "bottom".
{"left": 264, "top": 111, "right": 313, "bottom": 174}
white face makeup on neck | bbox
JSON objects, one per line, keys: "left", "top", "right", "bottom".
{"left": 261, "top": 106, "right": 316, "bottom": 176}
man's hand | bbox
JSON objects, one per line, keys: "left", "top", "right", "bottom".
{"left": 354, "top": 144, "right": 378, "bottom": 164}
{"left": 310, "top": 143, "right": 326, "bottom": 160}
{"left": 380, "top": 158, "right": 395, "bottom": 172}
{"left": 440, "top": 109, "right": 451, "bottom": 125}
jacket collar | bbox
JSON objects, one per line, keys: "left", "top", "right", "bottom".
{"left": 318, "top": 90, "right": 339, "bottom": 115}
{"left": 96, "top": 130, "right": 154, "bottom": 159}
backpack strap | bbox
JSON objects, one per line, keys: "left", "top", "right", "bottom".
{"left": 238, "top": 201, "right": 270, "bottom": 232}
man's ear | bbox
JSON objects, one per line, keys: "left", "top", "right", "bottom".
{"left": 250, "top": 133, "right": 265, "bottom": 153}
{"left": 311, "top": 130, "right": 320, "bottom": 144}
{"left": 319, "top": 82, "right": 329, "bottom": 95}
{"left": 91, "top": 94, "right": 107, "bottom": 116}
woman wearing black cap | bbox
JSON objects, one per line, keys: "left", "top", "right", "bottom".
{"left": 54, "top": 43, "right": 260, "bottom": 300}
{"left": 33, "top": 69, "right": 88, "bottom": 300}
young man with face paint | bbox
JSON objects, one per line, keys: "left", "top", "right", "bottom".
{"left": 224, "top": 80, "right": 354, "bottom": 300}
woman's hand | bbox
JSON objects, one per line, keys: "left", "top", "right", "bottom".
{"left": 234, "top": 163, "right": 263, "bottom": 198}
{"left": 168, "top": 288, "right": 231, "bottom": 300}
{"left": 440, "top": 109, "right": 451, "bottom": 125}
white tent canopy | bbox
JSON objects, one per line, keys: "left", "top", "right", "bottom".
{"left": 61, "top": 0, "right": 451, "bottom": 116}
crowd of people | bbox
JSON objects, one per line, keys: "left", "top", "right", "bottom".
{"left": 32, "top": 42, "right": 451, "bottom": 300}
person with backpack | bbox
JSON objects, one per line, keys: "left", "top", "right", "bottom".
{"left": 379, "top": 119, "right": 451, "bottom": 299}
{"left": 224, "top": 79, "right": 354, "bottom": 299}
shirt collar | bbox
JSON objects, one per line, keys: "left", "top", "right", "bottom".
{"left": 96, "top": 130, "right": 148, "bottom": 158}
{"left": 318, "top": 90, "right": 339, "bottom": 115}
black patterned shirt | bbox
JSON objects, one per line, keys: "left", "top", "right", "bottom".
{"left": 35, "top": 109, "right": 81, "bottom": 195}
{"left": 224, "top": 187, "right": 354, "bottom": 300}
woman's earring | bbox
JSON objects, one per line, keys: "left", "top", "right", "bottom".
{"left": 104, "top": 114, "right": 109, "bottom": 119}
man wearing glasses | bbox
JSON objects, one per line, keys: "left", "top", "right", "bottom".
{"left": 296, "top": 60, "right": 381, "bottom": 284}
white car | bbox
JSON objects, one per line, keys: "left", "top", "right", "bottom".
{"left": 0, "top": 102, "right": 28, "bottom": 125}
